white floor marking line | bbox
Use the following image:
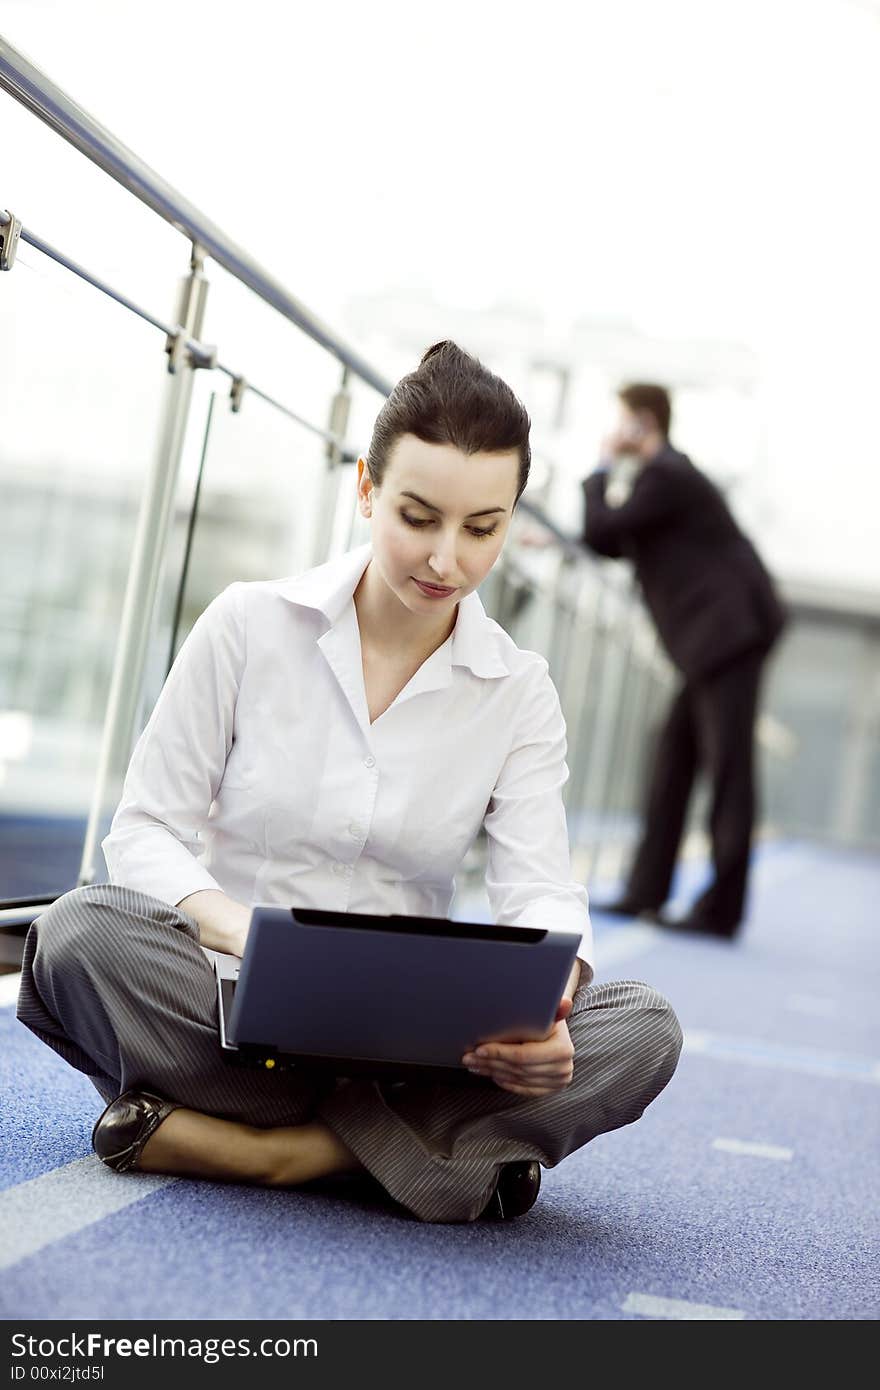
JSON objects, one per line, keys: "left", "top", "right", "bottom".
{"left": 623, "top": 1293, "right": 746, "bottom": 1320}
{"left": 683, "top": 1029, "right": 880, "bottom": 1084}
{"left": 785, "top": 994, "right": 838, "bottom": 1018}
{"left": 0, "top": 1156, "right": 176, "bottom": 1272}
{"left": 0, "top": 972, "right": 21, "bottom": 1008}
{"left": 712, "top": 1138, "right": 793, "bottom": 1161}
{"left": 595, "top": 925, "right": 659, "bottom": 971}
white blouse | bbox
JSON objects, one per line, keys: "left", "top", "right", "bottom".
{"left": 103, "top": 544, "right": 594, "bottom": 977}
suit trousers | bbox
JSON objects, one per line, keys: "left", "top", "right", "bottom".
{"left": 17, "top": 884, "right": 682, "bottom": 1223}
{"left": 624, "top": 648, "right": 766, "bottom": 929}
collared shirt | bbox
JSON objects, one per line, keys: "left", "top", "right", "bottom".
{"left": 103, "top": 544, "right": 593, "bottom": 977}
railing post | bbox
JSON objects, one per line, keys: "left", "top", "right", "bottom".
{"left": 545, "top": 551, "right": 578, "bottom": 696}
{"left": 597, "top": 624, "right": 657, "bottom": 870}
{"left": 311, "top": 366, "right": 351, "bottom": 566}
{"left": 558, "top": 571, "right": 605, "bottom": 821}
{"left": 578, "top": 574, "right": 640, "bottom": 886}
{"left": 78, "top": 246, "right": 210, "bottom": 885}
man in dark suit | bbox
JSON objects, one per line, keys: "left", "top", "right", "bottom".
{"left": 582, "top": 383, "right": 787, "bottom": 937}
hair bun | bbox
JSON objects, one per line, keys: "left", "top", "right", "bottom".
{"left": 366, "top": 338, "right": 531, "bottom": 504}
{"left": 419, "top": 340, "right": 457, "bottom": 367}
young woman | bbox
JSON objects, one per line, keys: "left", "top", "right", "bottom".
{"left": 18, "top": 341, "right": 682, "bottom": 1224}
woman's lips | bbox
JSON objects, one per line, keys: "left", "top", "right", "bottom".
{"left": 413, "top": 578, "right": 457, "bottom": 599}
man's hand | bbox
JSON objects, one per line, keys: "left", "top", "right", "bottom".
{"left": 461, "top": 996, "right": 576, "bottom": 1097}
{"left": 600, "top": 431, "right": 619, "bottom": 461}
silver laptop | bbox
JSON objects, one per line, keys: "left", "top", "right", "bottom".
{"left": 215, "top": 905, "right": 580, "bottom": 1086}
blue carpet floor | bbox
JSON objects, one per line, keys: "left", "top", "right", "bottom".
{"left": 1, "top": 840, "right": 878, "bottom": 1320}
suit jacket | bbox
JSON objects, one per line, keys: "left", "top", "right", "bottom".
{"left": 582, "top": 445, "right": 787, "bottom": 680}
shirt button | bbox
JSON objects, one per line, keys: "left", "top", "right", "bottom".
{"left": 364, "top": 755, "right": 376, "bottom": 768}
{"left": 331, "top": 861, "right": 348, "bottom": 876}
{"left": 349, "top": 823, "right": 363, "bottom": 838}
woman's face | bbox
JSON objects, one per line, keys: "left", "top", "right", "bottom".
{"left": 357, "top": 433, "right": 520, "bottom": 617}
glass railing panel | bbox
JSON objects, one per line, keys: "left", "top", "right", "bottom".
{"left": 604, "top": 635, "right": 656, "bottom": 817}
{"left": 855, "top": 684, "right": 880, "bottom": 849}
{"left": 331, "top": 372, "right": 388, "bottom": 553}
{"left": 199, "top": 261, "right": 344, "bottom": 428}
{"left": 587, "top": 644, "right": 655, "bottom": 884}
{"left": 571, "top": 612, "right": 636, "bottom": 873}
{"left": 554, "top": 574, "right": 606, "bottom": 822}
{"left": 156, "top": 381, "right": 330, "bottom": 673}
{"left": 563, "top": 623, "right": 617, "bottom": 846}
{"left": 1, "top": 84, "right": 189, "bottom": 318}
{"left": 761, "top": 618, "right": 877, "bottom": 844}
{"left": 346, "top": 371, "right": 385, "bottom": 462}
{"left": 0, "top": 242, "right": 177, "bottom": 901}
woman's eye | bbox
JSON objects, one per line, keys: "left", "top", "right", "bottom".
{"left": 400, "top": 512, "right": 497, "bottom": 539}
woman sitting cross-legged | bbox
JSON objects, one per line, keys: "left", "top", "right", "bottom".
{"left": 18, "top": 341, "right": 682, "bottom": 1223}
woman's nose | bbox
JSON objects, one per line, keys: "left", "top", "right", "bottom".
{"left": 428, "top": 536, "right": 458, "bottom": 579}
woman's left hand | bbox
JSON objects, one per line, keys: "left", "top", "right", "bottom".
{"left": 462, "top": 997, "right": 575, "bottom": 1097}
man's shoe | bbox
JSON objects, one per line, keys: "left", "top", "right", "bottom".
{"left": 481, "top": 1161, "right": 541, "bottom": 1220}
{"left": 655, "top": 911, "right": 739, "bottom": 939}
{"left": 92, "top": 1089, "right": 180, "bottom": 1173}
{"left": 590, "top": 899, "right": 664, "bottom": 923}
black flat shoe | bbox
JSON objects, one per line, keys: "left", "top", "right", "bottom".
{"left": 591, "top": 899, "right": 664, "bottom": 924}
{"left": 655, "top": 911, "right": 739, "bottom": 939}
{"left": 92, "top": 1089, "right": 180, "bottom": 1173}
{"left": 481, "top": 1161, "right": 542, "bottom": 1220}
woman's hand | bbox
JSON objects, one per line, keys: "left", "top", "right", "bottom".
{"left": 461, "top": 997, "right": 576, "bottom": 1098}
{"left": 176, "top": 890, "right": 252, "bottom": 957}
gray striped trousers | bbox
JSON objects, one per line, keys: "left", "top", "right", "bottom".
{"left": 17, "top": 885, "right": 683, "bottom": 1223}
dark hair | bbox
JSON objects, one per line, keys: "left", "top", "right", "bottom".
{"left": 366, "top": 340, "right": 531, "bottom": 503}
{"left": 618, "top": 383, "right": 672, "bottom": 438}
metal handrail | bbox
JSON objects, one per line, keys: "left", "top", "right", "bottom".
{"left": 0, "top": 37, "right": 393, "bottom": 397}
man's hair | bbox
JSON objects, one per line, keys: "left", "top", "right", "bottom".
{"left": 366, "top": 340, "right": 532, "bottom": 502}
{"left": 618, "top": 383, "right": 672, "bottom": 438}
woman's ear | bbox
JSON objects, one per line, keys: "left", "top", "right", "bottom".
{"left": 356, "top": 457, "right": 373, "bottom": 517}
